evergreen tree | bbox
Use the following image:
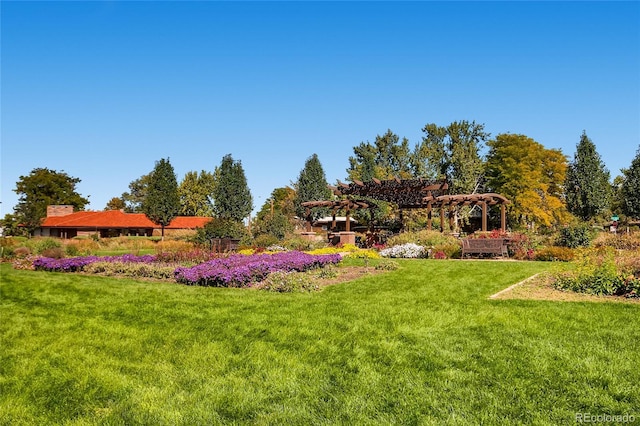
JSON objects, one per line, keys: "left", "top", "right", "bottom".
{"left": 565, "top": 131, "right": 612, "bottom": 221}
{"left": 212, "top": 154, "right": 253, "bottom": 222}
{"left": 294, "top": 154, "right": 333, "bottom": 221}
{"left": 621, "top": 146, "right": 640, "bottom": 219}
{"left": 142, "top": 158, "right": 180, "bottom": 238}
{"left": 13, "top": 167, "right": 89, "bottom": 235}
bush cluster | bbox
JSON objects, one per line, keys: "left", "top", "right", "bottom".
{"left": 557, "top": 224, "right": 593, "bottom": 248}
{"left": 254, "top": 271, "right": 318, "bottom": 292}
{"left": 84, "top": 261, "right": 176, "bottom": 280}
{"left": 380, "top": 243, "right": 426, "bottom": 259}
{"left": 534, "top": 246, "right": 575, "bottom": 262}
{"left": 553, "top": 248, "right": 639, "bottom": 298}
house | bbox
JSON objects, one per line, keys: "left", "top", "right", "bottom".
{"left": 37, "top": 205, "right": 211, "bottom": 238}
{"left": 311, "top": 216, "right": 358, "bottom": 233}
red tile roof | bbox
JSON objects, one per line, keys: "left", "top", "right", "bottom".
{"left": 41, "top": 210, "right": 210, "bottom": 229}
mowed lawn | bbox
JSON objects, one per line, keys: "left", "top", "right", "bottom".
{"left": 1, "top": 260, "right": 638, "bottom": 425}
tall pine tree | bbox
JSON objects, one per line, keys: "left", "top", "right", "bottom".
{"left": 294, "top": 154, "right": 333, "bottom": 221}
{"left": 212, "top": 154, "right": 253, "bottom": 222}
{"left": 621, "top": 145, "right": 640, "bottom": 219}
{"left": 565, "top": 131, "right": 612, "bottom": 221}
{"left": 142, "top": 158, "right": 180, "bottom": 238}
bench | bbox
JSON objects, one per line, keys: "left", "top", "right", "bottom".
{"left": 461, "top": 238, "right": 509, "bottom": 258}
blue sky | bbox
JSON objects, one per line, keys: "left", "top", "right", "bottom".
{"left": 2, "top": 1, "right": 639, "bottom": 217}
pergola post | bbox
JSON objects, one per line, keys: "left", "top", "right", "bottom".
{"left": 440, "top": 207, "right": 445, "bottom": 233}
{"left": 427, "top": 202, "right": 432, "bottom": 231}
{"left": 305, "top": 208, "right": 312, "bottom": 232}
{"left": 501, "top": 204, "right": 506, "bottom": 232}
{"left": 345, "top": 209, "right": 351, "bottom": 232}
{"left": 481, "top": 202, "right": 488, "bottom": 232}
{"left": 448, "top": 205, "right": 455, "bottom": 232}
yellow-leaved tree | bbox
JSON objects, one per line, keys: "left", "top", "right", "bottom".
{"left": 485, "top": 134, "right": 572, "bottom": 230}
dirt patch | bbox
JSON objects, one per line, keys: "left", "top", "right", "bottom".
{"left": 314, "top": 266, "right": 387, "bottom": 287}
{"left": 491, "top": 272, "right": 640, "bottom": 304}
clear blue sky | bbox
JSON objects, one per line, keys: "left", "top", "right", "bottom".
{"left": 2, "top": 1, "right": 639, "bottom": 217}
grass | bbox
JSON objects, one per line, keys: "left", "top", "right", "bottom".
{"left": 1, "top": 260, "right": 639, "bottom": 425}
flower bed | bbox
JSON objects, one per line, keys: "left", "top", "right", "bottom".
{"left": 33, "top": 254, "right": 157, "bottom": 272}
{"left": 174, "top": 251, "right": 342, "bottom": 287}
{"left": 32, "top": 251, "right": 342, "bottom": 288}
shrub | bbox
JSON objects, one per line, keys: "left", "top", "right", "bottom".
{"left": 433, "top": 243, "right": 461, "bottom": 259}
{"left": 253, "top": 234, "right": 280, "bottom": 249}
{"left": 380, "top": 243, "right": 426, "bottom": 259}
{"left": 552, "top": 247, "right": 637, "bottom": 297}
{"left": 433, "top": 251, "right": 447, "bottom": 259}
{"left": 375, "top": 260, "right": 399, "bottom": 270}
{"left": 557, "top": 224, "right": 593, "bottom": 248}
{"left": 386, "top": 230, "right": 459, "bottom": 248}
{"left": 593, "top": 232, "right": 640, "bottom": 250}
{"left": 13, "top": 247, "right": 31, "bottom": 258}
{"left": 255, "top": 271, "right": 318, "bottom": 292}
{"left": 343, "top": 249, "right": 381, "bottom": 260}
{"left": 40, "top": 247, "right": 65, "bottom": 259}
{"left": 12, "top": 255, "right": 36, "bottom": 270}
{"left": 65, "top": 244, "right": 80, "bottom": 257}
{"left": 534, "top": 246, "right": 575, "bottom": 262}
{"left": 84, "top": 261, "right": 176, "bottom": 280}
{"left": 34, "top": 238, "right": 62, "bottom": 255}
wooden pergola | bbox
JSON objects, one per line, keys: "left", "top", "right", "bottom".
{"left": 303, "top": 178, "right": 510, "bottom": 234}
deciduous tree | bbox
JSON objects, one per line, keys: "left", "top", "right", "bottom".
{"left": 121, "top": 173, "right": 152, "bottom": 213}
{"left": 347, "top": 130, "right": 413, "bottom": 182}
{"left": 415, "top": 120, "right": 488, "bottom": 194}
{"left": 178, "top": 170, "right": 216, "bottom": 217}
{"left": 486, "top": 134, "right": 570, "bottom": 229}
{"left": 13, "top": 168, "right": 89, "bottom": 235}
{"left": 212, "top": 154, "right": 253, "bottom": 222}
{"left": 564, "top": 131, "right": 612, "bottom": 221}
{"left": 254, "top": 187, "right": 297, "bottom": 239}
{"left": 142, "top": 158, "right": 180, "bottom": 238}
{"left": 105, "top": 197, "right": 126, "bottom": 211}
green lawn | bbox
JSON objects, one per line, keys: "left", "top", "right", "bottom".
{"left": 1, "top": 260, "right": 638, "bottom": 425}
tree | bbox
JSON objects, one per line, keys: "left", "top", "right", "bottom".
{"left": 294, "top": 153, "right": 333, "bottom": 221}
{"left": 414, "top": 120, "right": 488, "bottom": 194}
{"left": 178, "top": 170, "right": 216, "bottom": 216}
{"left": 212, "top": 154, "right": 253, "bottom": 222}
{"left": 564, "top": 131, "right": 612, "bottom": 221}
{"left": 121, "top": 173, "right": 152, "bottom": 213}
{"left": 13, "top": 168, "right": 89, "bottom": 235}
{"left": 486, "top": 133, "right": 571, "bottom": 229}
{"left": 141, "top": 158, "right": 180, "bottom": 238}
{"left": 253, "top": 187, "right": 296, "bottom": 239}
{"left": 347, "top": 130, "right": 413, "bottom": 181}
{"left": 105, "top": 197, "right": 126, "bottom": 211}
{"left": 621, "top": 145, "right": 640, "bottom": 219}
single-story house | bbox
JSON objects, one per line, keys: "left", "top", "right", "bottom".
{"left": 36, "top": 205, "right": 211, "bottom": 238}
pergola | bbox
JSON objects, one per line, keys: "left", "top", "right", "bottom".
{"left": 302, "top": 178, "right": 510, "bottom": 234}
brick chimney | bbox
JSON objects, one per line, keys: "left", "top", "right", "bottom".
{"left": 47, "top": 205, "right": 74, "bottom": 217}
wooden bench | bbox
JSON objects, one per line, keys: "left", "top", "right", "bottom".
{"left": 461, "top": 238, "right": 508, "bottom": 258}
